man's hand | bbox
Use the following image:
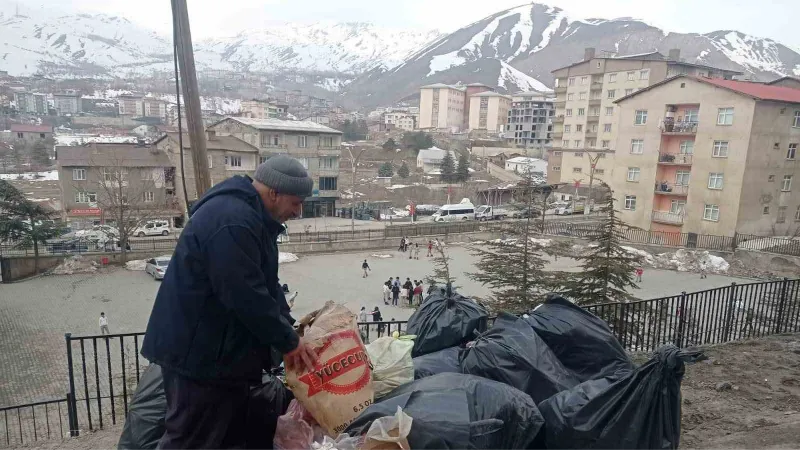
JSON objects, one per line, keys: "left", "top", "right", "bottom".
{"left": 284, "top": 336, "right": 317, "bottom": 373}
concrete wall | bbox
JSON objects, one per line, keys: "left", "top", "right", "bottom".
{"left": 71, "top": 116, "right": 142, "bottom": 128}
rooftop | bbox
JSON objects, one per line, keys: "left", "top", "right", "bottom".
{"left": 156, "top": 132, "right": 259, "bottom": 153}
{"left": 614, "top": 75, "right": 800, "bottom": 105}
{"left": 417, "top": 147, "right": 456, "bottom": 162}
{"left": 470, "top": 91, "right": 512, "bottom": 99}
{"left": 10, "top": 124, "right": 53, "bottom": 133}
{"left": 766, "top": 76, "right": 800, "bottom": 86}
{"left": 552, "top": 50, "right": 742, "bottom": 76}
{"left": 506, "top": 156, "right": 545, "bottom": 164}
{"left": 221, "top": 117, "right": 342, "bottom": 134}
{"left": 56, "top": 143, "right": 173, "bottom": 167}
{"left": 420, "top": 83, "right": 466, "bottom": 91}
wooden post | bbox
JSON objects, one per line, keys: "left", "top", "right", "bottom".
{"left": 171, "top": 0, "right": 211, "bottom": 198}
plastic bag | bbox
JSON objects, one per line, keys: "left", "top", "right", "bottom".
{"left": 538, "top": 345, "right": 704, "bottom": 449}
{"left": 311, "top": 434, "right": 363, "bottom": 450}
{"left": 362, "top": 406, "right": 413, "bottom": 450}
{"left": 246, "top": 374, "right": 294, "bottom": 449}
{"left": 524, "top": 294, "right": 634, "bottom": 381}
{"left": 285, "top": 301, "right": 374, "bottom": 436}
{"left": 412, "top": 346, "right": 461, "bottom": 379}
{"left": 406, "top": 291, "right": 488, "bottom": 357}
{"left": 274, "top": 399, "right": 327, "bottom": 450}
{"left": 117, "top": 364, "right": 166, "bottom": 450}
{"left": 366, "top": 336, "right": 415, "bottom": 398}
{"left": 346, "top": 373, "right": 544, "bottom": 449}
{"left": 460, "top": 313, "right": 581, "bottom": 403}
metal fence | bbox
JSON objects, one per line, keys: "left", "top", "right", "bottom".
{"left": 0, "top": 397, "right": 71, "bottom": 447}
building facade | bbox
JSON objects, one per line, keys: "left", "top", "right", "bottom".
{"left": 241, "top": 99, "right": 288, "bottom": 119}
{"left": 419, "top": 84, "right": 467, "bottom": 131}
{"left": 506, "top": 91, "right": 555, "bottom": 148}
{"left": 118, "top": 96, "right": 144, "bottom": 116}
{"left": 208, "top": 117, "right": 343, "bottom": 217}
{"left": 468, "top": 92, "right": 512, "bottom": 133}
{"left": 383, "top": 112, "right": 418, "bottom": 131}
{"left": 504, "top": 156, "right": 547, "bottom": 177}
{"left": 10, "top": 124, "right": 54, "bottom": 142}
{"left": 142, "top": 98, "right": 167, "bottom": 120}
{"left": 14, "top": 92, "right": 48, "bottom": 115}
{"left": 547, "top": 48, "right": 742, "bottom": 184}
{"left": 53, "top": 91, "right": 82, "bottom": 116}
{"left": 610, "top": 75, "right": 800, "bottom": 238}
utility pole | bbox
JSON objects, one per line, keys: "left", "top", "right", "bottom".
{"left": 585, "top": 152, "right": 602, "bottom": 215}
{"left": 347, "top": 148, "right": 366, "bottom": 234}
{"left": 171, "top": 0, "right": 211, "bottom": 198}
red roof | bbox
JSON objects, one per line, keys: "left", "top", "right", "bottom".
{"left": 698, "top": 77, "right": 800, "bottom": 104}
{"left": 10, "top": 124, "right": 53, "bottom": 133}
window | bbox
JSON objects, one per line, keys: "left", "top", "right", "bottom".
{"left": 603, "top": 123, "right": 612, "bottom": 132}
{"left": 225, "top": 155, "right": 242, "bottom": 167}
{"left": 562, "top": 140, "right": 569, "bottom": 148}
{"left": 207, "top": 155, "right": 213, "bottom": 168}
{"left": 607, "top": 90, "right": 616, "bottom": 99}
{"left": 608, "top": 73, "right": 617, "bottom": 83}
{"left": 320, "top": 136, "right": 334, "bottom": 147}
{"left": 601, "top": 140, "right": 610, "bottom": 148}
{"left": 624, "top": 195, "right": 636, "bottom": 210}
{"left": 708, "top": 173, "right": 724, "bottom": 189}
{"left": 319, "top": 176, "right": 338, "bottom": 190}
{"left": 640, "top": 69, "right": 650, "bottom": 80}
{"left": 685, "top": 109, "right": 699, "bottom": 123}
{"left": 578, "top": 108, "right": 585, "bottom": 116}
{"left": 676, "top": 171, "right": 691, "bottom": 186}
{"left": 574, "top": 152, "right": 584, "bottom": 157}
{"left": 568, "top": 77, "right": 575, "bottom": 86}
{"left": 763, "top": 205, "right": 770, "bottom": 215}
{"left": 72, "top": 168, "right": 86, "bottom": 181}
{"left": 627, "top": 71, "right": 635, "bottom": 81}
{"left": 625, "top": 89, "right": 634, "bottom": 96}
{"left": 143, "top": 191, "right": 154, "bottom": 203}
{"left": 796, "top": 205, "right": 800, "bottom": 221}
{"left": 573, "top": 167, "right": 582, "bottom": 173}
{"left": 566, "top": 109, "right": 573, "bottom": 117}
{"left": 579, "top": 92, "right": 587, "bottom": 100}
{"left": 297, "top": 135, "right": 308, "bottom": 147}
{"left": 605, "top": 106, "right": 614, "bottom": 116}
{"left": 552, "top": 166, "right": 561, "bottom": 171}
{"left": 259, "top": 155, "right": 268, "bottom": 164}
{"left": 627, "top": 167, "right": 641, "bottom": 182}
{"left": 587, "top": 139, "right": 597, "bottom": 147}
{"left": 703, "top": 204, "right": 720, "bottom": 221}
{"left": 574, "top": 140, "right": 582, "bottom": 148}
{"left": 712, "top": 141, "right": 729, "bottom": 157}
{"left": 320, "top": 156, "right": 338, "bottom": 169}
{"left": 777, "top": 206, "right": 787, "bottom": 223}
{"left": 75, "top": 192, "right": 96, "bottom": 203}
{"left": 670, "top": 200, "right": 686, "bottom": 214}
{"left": 782, "top": 175, "right": 793, "bottom": 192}
{"left": 576, "top": 124, "right": 583, "bottom": 132}
{"left": 564, "top": 125, "right": 571, "bottom": 133}
{"left": 630, "top": 139, "right": 644, "bottom": 154}
{"left": 567, "top": 93, "right": 574, "bottom": 101}
{"left": 634, "top": 110, "right": 648, "bottom": 125}
{"left": 16, "top": 132, "right": 23, "bottom": 139}
{"left": 260, "top": 133, "right": 268, "bottom": 147}
{"left": 580, "top": 76, "right": 588, "bottom": 85}
{"left": 680, "top": 141, "right": 694, "bottom": 154}
{"left": 787, "top": 143, "right": 797, "bottom": 160}
{"left": 595, "top": 168, "right": 605, "bottom": 174}
{"left": 717, "top": 107, "right": 734, "bottom": 125}
{"left": 553, "top": 151, "right": 562, "bottom": 156}
{"left": 297, "top": 157, "right": 309, "bottom": 169}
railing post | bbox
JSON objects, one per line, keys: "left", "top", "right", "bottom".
{"left": 775, "top": 278, "right": 789, "bottom": 334}
{"left": 64, "top": 334, "right": 79, "bottom": 437}
{"left": 675, "top": 291, "right": 687, "bottom": 347}
{"left": 722, "top": 283, "right": 737, "bottom": 342}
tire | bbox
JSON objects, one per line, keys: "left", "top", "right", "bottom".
{"left": 137, "top": 232, "right": 145, "bottom": 237}
{"left": 462, "top": 217, "right": 469, "bottom": 221}
{"left": 161, "top": 230, "right": 169, "bottom": 236}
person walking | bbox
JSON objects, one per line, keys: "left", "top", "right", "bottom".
{"left": 635, "top": 267, "right": 644, "bottom": 283}
{"left": 358, "top": 306, "right": 368, "bottom": 334}
{"left": 391, "top": 282, "right": 400, "bottom": 306}
{"left": 99, "top": 312, "right": 110, "bottom": 335}
{"left": 362, "top": 259, "right": 371, "bottom": 278}
{"left": 413, "top": 243, "right": 420, "bottom": 260}
{"left": 382, "top": 281, "right": 391, "bottom": 305}
{"left": 699, "top": 263, "right": 708, "bottom": 279}
{"left": 399, "top": 237, "right": 406, "bottom": 252}
{"left": 141, "top": 156, "right": 317, "bottom": 449}
{"left": 427, "top": 240, "right": 433, "bottom": 257}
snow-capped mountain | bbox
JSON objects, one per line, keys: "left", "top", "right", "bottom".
{"left": 341, "top": 3, "right": 800, "bottom": 107}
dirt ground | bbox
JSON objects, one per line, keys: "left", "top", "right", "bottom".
{"left": 20, "top": 334, "right": 800, "bottom": 449}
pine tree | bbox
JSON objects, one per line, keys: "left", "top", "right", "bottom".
{"left": 382, "top": 138, "right": 397, "bottom": 151}
{"left": 561, "top": 184, "right": 643, "bottom": 304}
{"left": 456, "top": 153, "right": 470, "bottom": 182}
{"left": 0, "top": 180, "right": 62, "bottom": 273}
{"left": 439, "top": 151, "right": 456, "bottom": 183}
{"left": 397, "top": 161, "right": 410, "bottom": 178}
{"left": 425, "top": 244, "right": 458, "bottom": 297}
{"left": 30, "top": 141, "right": 50, "bottom": 166}
{"left": 378, "top": 162, "right": 394, "bottom": 177}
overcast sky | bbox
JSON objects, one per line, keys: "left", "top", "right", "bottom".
{"left": 26, "top": 0, "right": 800, "bottom": 49}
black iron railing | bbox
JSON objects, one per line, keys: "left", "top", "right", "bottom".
{"left": 0, "top": 396, "right": 71, "bottom": 447}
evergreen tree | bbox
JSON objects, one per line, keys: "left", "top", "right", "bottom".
{"left": 397, "top": 161, "right": 410, "bottom": 178}
{"left": 456, "top": 153, "right": 470, "bottom": 182}
{"left": 401, "top": 131, "right": 434, "bottom": 152}
{"left": 0, "top": 180, "right": 62, "bottom": 273}
{"left": 439, "top": 151, "right": 456, "bottom": 183}
{"left": 378, "top": 162, "right": 394, "bottom": 177}
{"left": 30, "top": 141, "right": 50, "bottom": 166}
{"left": 382, "top": 138, "right": 397, "bottom": 151}
{"left": 561, "top": 184, "right": 642, "bottom": 304}
{"left": 425, "top": 244, "right": 458, "bottom": 297}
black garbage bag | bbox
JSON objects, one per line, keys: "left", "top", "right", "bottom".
{"left": 406, "top": 290, "right": 488, "bottom": 357}
{"left": 459, "top": 313, "right": 581, "bottom": 403}
{"left": 245, "top": 374, "right": 294, "bottom": 449}
{"left": 412, "top": 346, "right": 461, "bottom": 379}
{"left": 346, "top": 373, "right": 544, "bottom": 449}
{"left": 523, "top": 294, "right": 634, "bottom": 381}
{"left": 538, "top": 345, "right": 704, "bottom": 449}
{"left": 118, "top": 364, "right": 166, "bottom": 450}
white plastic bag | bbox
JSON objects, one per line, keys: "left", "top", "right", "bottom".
{"left": 366, "top": 335, "right": 415, "bottom": 398}
{"left": 311, "top": 434, "right": 363, "bottom": 450}
{"left": 363, "top": 406, "right": 413, "bottom": 450}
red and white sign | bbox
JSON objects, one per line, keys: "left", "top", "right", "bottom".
{"left": 69, "top": 208, "right": 102, "bottom": 216}
{"left": 297, "top": 329, "right": 371, "bottom": 397}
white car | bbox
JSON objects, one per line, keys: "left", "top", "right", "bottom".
{"left": 145, "top": 256, "right": 170, "bottom": 280}
{"left": 133, "top": 220, "right": 171, "bottom": 237}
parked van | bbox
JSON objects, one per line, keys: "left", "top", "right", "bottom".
{"left": 432, "top": 199, "right": 475, "bottom": 222}
{"left": 133, "top": 220, "right": 171, "bottom": 237}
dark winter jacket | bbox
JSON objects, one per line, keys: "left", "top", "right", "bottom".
{"left": 141, "top": 176, "right": 298, "bottom": 383}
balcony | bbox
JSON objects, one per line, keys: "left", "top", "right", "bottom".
{"left": 658, "top": 152, "right": 693, "bottom": 165}
{"left": 588, "top": 98, "right": 602, "bottom": 106}
{"left": 317, "top": 146, "right": 342, "bottom": 156}
{"left": 555, "top": 86, "right": 567, "bottom": 94}
{"left": 654, "top": 182, "right": 689, "bottom": 195}
{"left": 553, "top": 115, "right": 564, "bottom": 124}
{"left": 554, "top": 101, "right": 566, "bottom": 108}
{"left": 551, "top": 131, "right": 563, "bottom": 139}
{"left": 585, "top": 131, "right": 598, "bottom": 138}
{"left": 586, "top": 115, "right": 600, "bottom": 123}
{"left": 652, "top": 210, "right": 685, "bottom": 225}
{"left": 660, "top": 120, "right": 698, "bottom": 135}
{"left": 261, "top": 143, "right": 288, "bottom": 150}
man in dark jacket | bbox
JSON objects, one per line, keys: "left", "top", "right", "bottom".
{"left": 141, "top": 156, "right": 316, "bottom": 449}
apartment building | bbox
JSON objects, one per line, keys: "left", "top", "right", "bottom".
{"left": 142, "top": 98, "right": 167, "bottom": 120}
{"left": 13, "top": 92, "right": 47, "bottom": 115}
{"left": 419, "top": 83, "right": 467, "bottom": 131}
{"left": 208, "top": 117, "right": 343, "bottom": 217}
{"left": 56, "top": 143, "right": 181, "bottom": 230}
{"left": 53, "top": 91, "right": 82, "bottom": 116}
{"left": 610, "top": 75, "right": 800, "bottom": 239}
{"left": 468, "top": 92, "right": 512, "bottom": 133}
{"left": 118, "top": 95, "right": 144, "bottom": 116}
{"left": 547, "top": 48, "right": 741, "bottom": 184}
{"left": 154, "top": 131, "right": 260, "bottom": 211}
{"left": 241, "top": 99, "right": 289, "bottom": 119}
{"left": 10, "top": 124, "right": 54, "bottom": 143}
{"left": 383, "top": 111, "right": 418, "bottom": 131}
{"left": 506, "top": 91, "right": 555, "bottom": 148}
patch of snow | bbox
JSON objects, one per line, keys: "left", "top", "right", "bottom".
{"left": 498, "top": 61, "right": 552, "bottom": 92}
{"left": 737, "top": 236, "right": 800, "bottom": 251}
{"left": 529, "top": 238, "right": 552, "bottom": 247}
{"left": 428, "top": 53, "right": 466, "bottom": 76}
{"left": 533, "top": 7, "right": 568, "bottom": 52}
{"left": 56, "top": 134, "right": 138, "bottom": 146}
{"left": 708, "top": 31, "right": 788, "bottom": 75}
{"left": 371, "top": 254, "right": 393, "bottom": 259}
{"left": 340, "top": 189, "right": 365, "bottom": 199}
{"left": 0, "top": 171, "right": 59, "bottom": 181}
{"left": 51, "top": 256, "right": 98, "bottom": 275}
{"left": 279, "top": 252, "right": 299, "bottom": 264}
{"left": 621, "top": 246, "right": 656, "bottom": 266}
{"left": 125, "top": 259, "right": 147, "bottom": 271}
{"left": 386, "top": 184, "right": 411, "bottom": 190}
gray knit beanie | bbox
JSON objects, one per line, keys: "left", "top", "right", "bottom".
{"left": 253, "top": 155, "right": 313, "bottom": 198}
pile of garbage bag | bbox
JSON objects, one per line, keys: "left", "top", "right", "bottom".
{"left": 405, "top": 290, "right": 488, "bottom": 357}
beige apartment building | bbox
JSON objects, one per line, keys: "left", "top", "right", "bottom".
{"left": 547, "top": 48, "right": 741, "bottom": 184}
{"left": 240, "top": 99, "right": 289, "bottom": 119}
{"left": 419, "top": 83, "right": 467, "bottom": 131}
{"left": 610, "top": 75, "right": 800, "bottom": 239}
{"left": 207, "top": 117, "right": 343, "bottom": 217}
{"left": 468, "top": 92, "right": 512, "bottom": 133}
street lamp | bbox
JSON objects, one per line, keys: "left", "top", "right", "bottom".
{"left": 346, "top": 147, "right": 366, "bottom": 234}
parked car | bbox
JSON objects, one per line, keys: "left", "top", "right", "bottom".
{"left": 133, "top": 220, "right": 171, "bottom": 237}
{"left": 46, "top": 238, "right": 89, "bottom": 254}
{"left": 92, "top": 225, "right": 120, "bottom": 238}
{"left": 475, "top": 205, "right": 511, "bottom": 221}
{"left": 145, "top": 256, "right": 171, "bottom": 280}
